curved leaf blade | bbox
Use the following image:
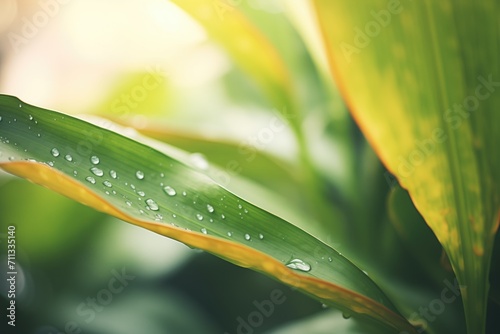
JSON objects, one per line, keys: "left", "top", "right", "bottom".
{"left": 313, "top": 1, "right": 500, "bottom": 333}
{"left": 0, "top": 95, "right": 415, "bottom": 333}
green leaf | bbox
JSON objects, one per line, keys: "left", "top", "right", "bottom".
{"left": 0, "top": 95, "right": 416, "bottom": 333}
{"left": 313, "top": 1, "right": 500, "bottom": 333}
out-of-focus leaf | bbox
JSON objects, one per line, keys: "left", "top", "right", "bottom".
{"left": 313, "top": 1, "right": 500, "bottom": 333}
{"left": 170, "top": 0, "right": 301, "bottom": 132}
{"left": 0, "top": 180, "right": 104, "bottom": 263}
{"left": 0, "top": 96, "right": 417, "bottom": 333}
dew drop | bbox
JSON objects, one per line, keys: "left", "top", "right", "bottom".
{"left": 244, "top": 234, "right": 251, "bottom": 241}
{"left": 136, "top": 170, "right": 145, "bottom": 180}
{"left": 126, "top": 200, "right": 132, "bottom": 207}
{"left": 51, "top": 148, "right": 60, "bottom": 157}
{"left": 110, "top": 170, "right": 117, "bottom": 179}
{"left": 103, "top": 180, "right": 112, "bottom": 188}
{"left": 163, "top": 186, "right": 176, "bottom": 196}
{"left": 85, "top": 176, "right": 96, "bottom": 184}
{"left": 244, "top": 209, "right": 248, "bottom": 214}
{"left": 258, "top": 233, "right": 264, "bottom": 240}
{"left": 47, "top": 161, "right": 54, "bottom": 167}
{"left": 137, "top": 190, "right": 145, "bottom": 197}
{"left": 154, "top": 213, "right": 163, "bottom": 221}
{"left": 160, "top": 172, "right": 165, "bottom": 178}
{"left": 146, "top": 198, "right": 159, "bottom": 211}
{"left": 182, "top": 191, "right": 187, "bottom": 196}
{"left": 172, "top": 214, "right": 177, "bottom": 218}
{"left": 221, "top": 214, "right": 226, "bottom": 219}
{"left": 28, "top": 115, "right": 33, "bottom": 121}
{"left": 189, "top": 153, "right": 209, "bottom": 170}
{"left": 328, "top": 257, "right": 332, "bottom": 262}
{"left": 90, "top": 155, "right": 100, "bottom": 165}
{"left": 321, "top": 303, "right": 328, "bottom": 309}
{"left": 227, "top": 231, "right": 233, "bottom": 237}
{"left": 238, "top": 204, "right": 243, "bottom": 209}
{"left": 201, "top": 228, "right": 208, "bottom": 234}
{"left": 342, "top": 312, "right": 351, "bottom": 320}
{"left": 64, "top": 154, "right": 73, "bottom": 162}
{"left": 90, "top": 167, "right": 104, "bottom": 177}
{"left": 0, "top": 116, "right": 2, "bottom": 121}
{"left": 196, "top": 213, "right": 204, "bottom": 221}
{"left": 206, "top": 204, "right": 214, "bottom": 213}
{"left": 285, "top": 259, "right": 311, "bottom": 272}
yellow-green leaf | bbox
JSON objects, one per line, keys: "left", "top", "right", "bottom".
{"left": 313, "top": 1, "right": 500, "bottom": 333}
{"left": 170, "top": 0, "right": 300, "bottom": 131}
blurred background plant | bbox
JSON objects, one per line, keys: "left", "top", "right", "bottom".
{"left": 0, "top": 1, "right": 499, "bottom": 333}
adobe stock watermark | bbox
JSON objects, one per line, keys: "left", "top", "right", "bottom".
{"left": 7, "top": 0, "right": 72, "bottom": 54}
{"left": 385, "top": 74, "right": 500, "bottom": 187}
{"left": 37, "top": 267, "right": 135, "bottom": 334}
{"left": 400, "top": 278, "right": 464, "bottom": 334}
{"left": 224, "top": 289, "right": 286, "bottom": 334}
{"left": 208, "top": 106, "right": 294, "bottom": 188}
{"left": 340, "top": 0, "right": 412, "bottom": 63}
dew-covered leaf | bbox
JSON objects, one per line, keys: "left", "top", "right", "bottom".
{"left": 0, "top": 95, "right": 416, "bottom": 333}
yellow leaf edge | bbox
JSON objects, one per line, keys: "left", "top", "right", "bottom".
{"left": 0, "top": 160, "right": 417, "bottom": 334}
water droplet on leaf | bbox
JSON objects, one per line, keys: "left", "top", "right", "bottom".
{"left": 51, "top": 148, "right": 60, "bottom": 157}
{"left": 163, "top": 186, "right": 176, "bottom": 196}
{"left": 136, "top": 170, "right": 145, "bottom": 180}
{"left": 201, "top": 228, "right": 207, "bottom": 234}
{"left": 206, "top": 204, "right": 214, "bottom": 213}
{"left": 244, "top": 234, "right": 251, "bottom": 241}
{"left": 90, "top": 155, "right": 100, "bottom": 165}
{"left": 196, "top": 213, "right": 204, "bottom": 221}
{"left": 286, "top": 259, "right": 311, "bottom": 272}
{"left": 64, "top": 154, "right": 73, "bottom": 162}
{"left": 86, "top": 176, "right": 96, "bottom": 184}
{"left": 90, "top": 167, "right": 104, "bottom": 177}
{"left": 110, "top": 170, "right": 117, "bottom": 179}
{"left": 146, "top": 198, "right": 159, "bottom": 211}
